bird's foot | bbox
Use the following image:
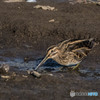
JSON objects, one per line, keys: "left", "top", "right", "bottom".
{"left": 72, "top": 63, "right": 80, "bottom": 71}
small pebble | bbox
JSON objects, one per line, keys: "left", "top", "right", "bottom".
{"left": 0, "top": 64, "right": 10, "bottom": 73}
{"left": 1, "top": 75, "right": 10, "bottom": 79}
{"left": 48, "top": 73, "right": 53, "bottom": 76}
{"left": 27, "top": 70, "right": 41, "bottom": 78}
{"left": 22, "top": 75, "right": 28, "bottom": 78}
{"left": 49, "top": 19, "right": 55, "bottom": 23}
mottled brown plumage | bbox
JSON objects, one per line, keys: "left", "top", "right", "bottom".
{"left": 35, "top": 38, "right": 96, "bottom": 70}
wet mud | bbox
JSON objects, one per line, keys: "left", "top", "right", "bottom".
{"left": 0, "top": 1, "right": 100, "bottom": 100}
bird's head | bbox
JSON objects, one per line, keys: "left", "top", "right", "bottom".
{"left": 35, "top": 46, "right": 59, "bottom": 70}
{"left": 46, "top": 46, "right": 59, "bottom": 59}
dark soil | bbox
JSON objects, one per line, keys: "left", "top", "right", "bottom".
{"left": 0, "top": 1, "right": 100, "bottom": 100}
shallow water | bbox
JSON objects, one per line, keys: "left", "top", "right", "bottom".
{"left": 27, "top": 0, "right": 36, "bottom": 2}
{"left": 0, "top": 55, "right": 61, "bottom": 71}
{"left": 0, "top": 49, "right": 100, "bottom": 80}
{"left": 26, "top": 0, "right": 100, "bottom": 3}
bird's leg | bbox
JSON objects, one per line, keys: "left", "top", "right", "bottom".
{"left": 72, "top": 63, "right": 80, "bottom": 70}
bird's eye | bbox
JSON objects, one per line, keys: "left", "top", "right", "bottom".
{"left": 51, "top": 50, "right": 53, "bottom": 53}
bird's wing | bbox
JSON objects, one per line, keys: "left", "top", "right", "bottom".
{"left": 72, "top": 47, "right": 91, "bottom": 56}
{"left": 61, "top": 38, "right": 94, "bottom": 52}
{"left": 72, "top": 47, "right": 91, "bottom": 60}
{"left": 57, "top": 39, "right": 71, "bottom": 48}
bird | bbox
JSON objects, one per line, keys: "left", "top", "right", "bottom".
{"left": 34, "top": 38, "right": 97, "bottom": 71}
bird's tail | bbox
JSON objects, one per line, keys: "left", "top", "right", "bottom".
{"left": 89, "top": 38, "right": 98, "bottom": 48}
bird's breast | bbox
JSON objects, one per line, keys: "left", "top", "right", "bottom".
{"left": 52, "top": 53, "right": 80, "bottom": 66}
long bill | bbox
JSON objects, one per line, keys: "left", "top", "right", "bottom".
{"left": 34, "top": 54, "right": 49, "bottom": 71}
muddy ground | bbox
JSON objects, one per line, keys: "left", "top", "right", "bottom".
{"left": 0, "top": 1, "right": 100, "bottom": 100}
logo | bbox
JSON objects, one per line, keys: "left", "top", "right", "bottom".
{"left": 70, "top": 91, "right": 75, "bottom": 97}
{"left": 70, "top": 90, "right": 98, "bottom": 97}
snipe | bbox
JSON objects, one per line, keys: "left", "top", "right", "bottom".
{"left": 35, "top": 38, "right": 96, "bottom": 71}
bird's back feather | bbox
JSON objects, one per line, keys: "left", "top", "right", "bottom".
{"left": 59, "top": 38, "right": 95, "bottom": 51}
{"left": 57, "top": 38, "right": 96, "bottom": 61}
